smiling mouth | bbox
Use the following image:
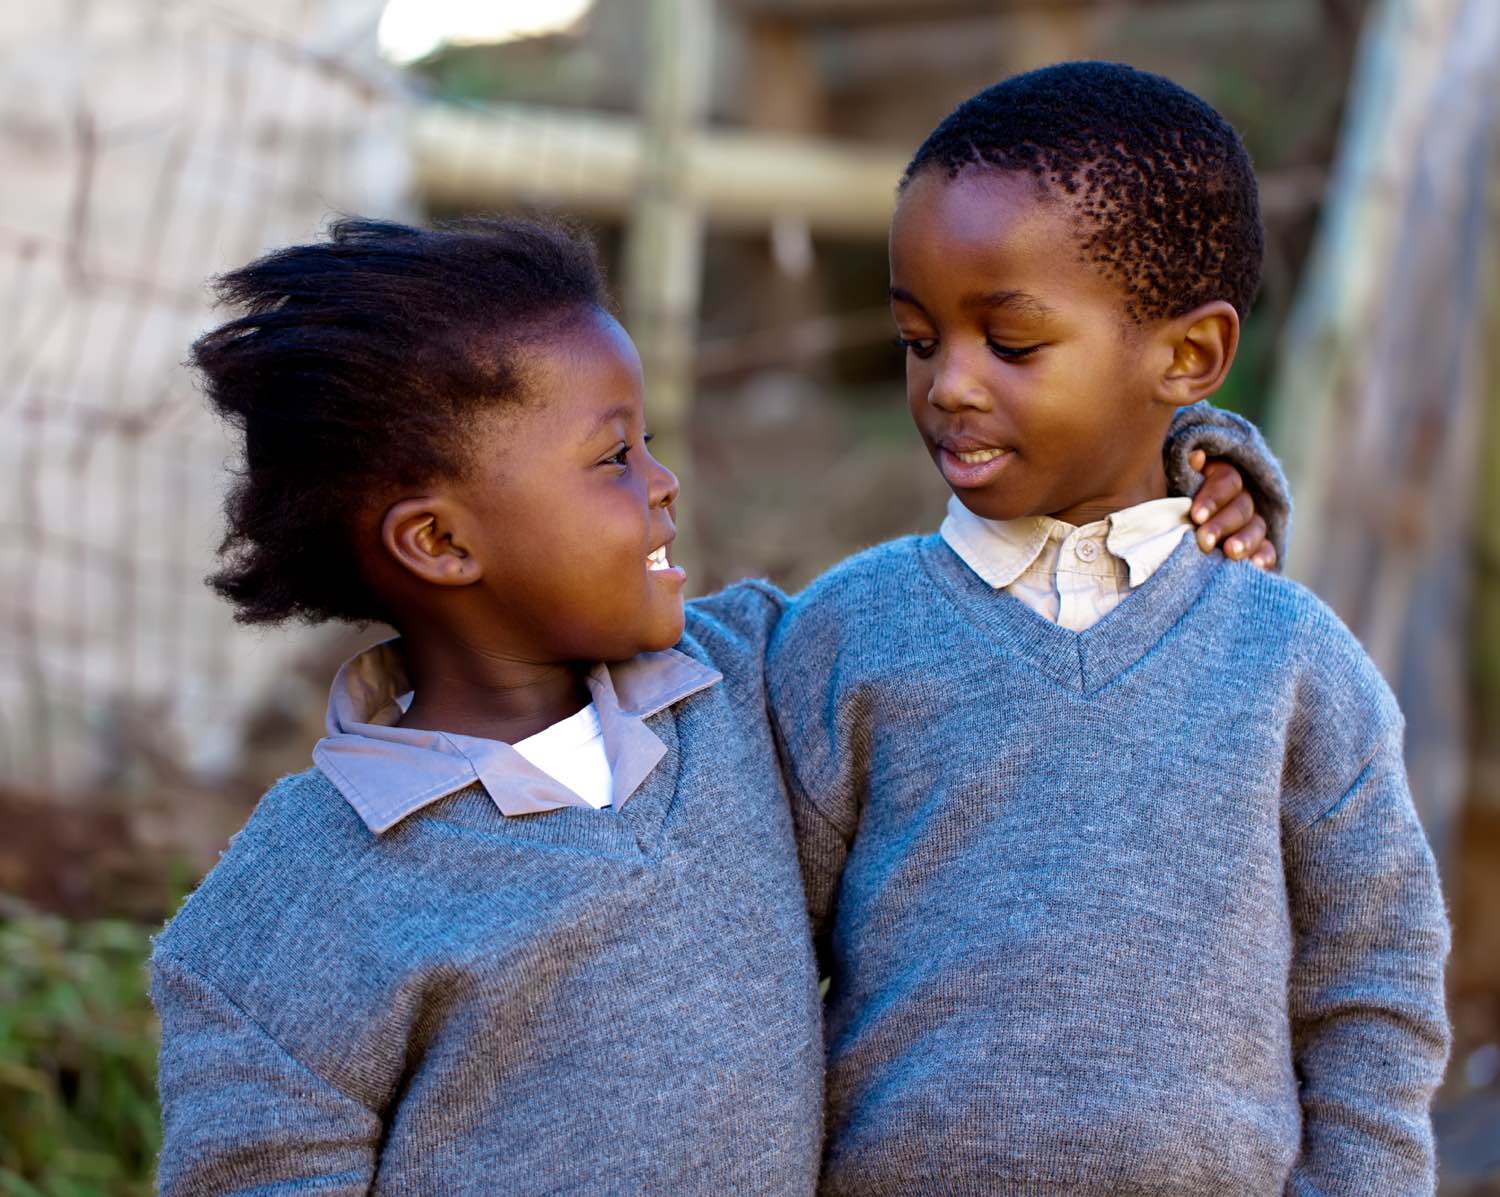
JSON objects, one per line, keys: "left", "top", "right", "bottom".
{"left": 647, "top": 545, "right": 672, "bottom": 571}
{"left": 952, "top": 447, "right": 1008, "bottom": 465}
{"left": 935, "top": 442, "right": 1017, "bottom": 489}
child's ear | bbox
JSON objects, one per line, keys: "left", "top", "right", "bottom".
{"left": 1155, "top": 299, "right": 1240, "bottom": 408}
{"left": 380, "top": 498, "right": 482, "bottom": 586}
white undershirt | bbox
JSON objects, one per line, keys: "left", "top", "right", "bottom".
{"left": 512, "top": 702, "right": 615, "bottom": 809}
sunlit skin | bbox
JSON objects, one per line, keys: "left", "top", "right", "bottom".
{"left": 891, "top": 167, "right": 1273, "bottom": 562}
{"left": 355, "top": 308, "right": 685, "bottom": 744}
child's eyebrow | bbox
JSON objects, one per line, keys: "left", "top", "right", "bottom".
{"left": 888, "top": 286, "right": 924, "bottom": 309}
{"left": 887, "top": 286, "right": 1056, "bottom": 321}
{"left": 967, "top": 290, "right": 1057, "bottom": 320}
{"left": 580, "top": 404, "right": 636, "bottom": 444}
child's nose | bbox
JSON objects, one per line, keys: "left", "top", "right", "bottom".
{"left": 647, "top": 450, "right": 680, "bottom": 509}
{"left": 927, "top": 351, "right": 993, "bottom": 413}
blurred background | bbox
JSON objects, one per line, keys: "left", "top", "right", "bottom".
{"left": 1, "top": 0, "right": 1497, "bottom": 1190}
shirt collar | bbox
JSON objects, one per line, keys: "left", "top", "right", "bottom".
{"left": 1103, "top": 495, "right": 1195, "bottom": 586}
{"left": 312, "top": 639, "right": 721, "bottom": 834}
{"left": 939, "top": 496, "right": 1056, "bottom": 589}
{"left": 939, "top": 493, "right": 1193, "bottom": 590}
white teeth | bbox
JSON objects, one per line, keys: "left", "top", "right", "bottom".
{"left": 955, "top": 448, "right": 1007, "bottom": 464}
{"left": 647, "top": 546, "right": 671, "bottom": 571}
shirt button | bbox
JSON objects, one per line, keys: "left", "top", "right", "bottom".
{"left": 1075, "top": 539, "right": 1100, "bottom": 562}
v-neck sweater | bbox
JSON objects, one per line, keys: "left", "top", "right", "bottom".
{"left": 151, "top": 582, "right": 823, "bottom": 1196}
{"left": 767, "top": 534, "right": 1449, "bottom": 1197}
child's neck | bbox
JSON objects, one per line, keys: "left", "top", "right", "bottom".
{"left": 1036, "top": 459, "right": 1170, "bottom": 528}
{"left": 392, "top": 625, "right": 590, "bottom": 744}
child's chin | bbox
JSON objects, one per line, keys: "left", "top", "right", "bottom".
{"left": 657, "top": 614, "right": 688, "bottom": 651}
{"left": 951, "top": 489, "right": 1034, "bottom": 523}
{"left": 638, "top": 609, "right": 687, "bottom": 654}
{"left": 596, "top": 609, "right": 684, "bottom": 663}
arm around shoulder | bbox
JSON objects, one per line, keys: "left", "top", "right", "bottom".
{"left": 1282, "top": 668, "right": 1451, "bottom": 1195}
{"left": 682, "top": 578, "right": 791, "bottom": 687}
{"left": 1165, "top": 400, "right": 1293, "bottom": 560}
{"left": 152, "top": 948, "right": 381, "bottom": 1195}
{"left": 766, "top": 590, "right": 868, "bottom": 953}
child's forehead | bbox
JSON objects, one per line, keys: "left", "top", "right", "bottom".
{"left": 509, "top": 310, "right": 645, "bottom": 427}
{"left": 893, "top": 167, "right": 1071, "bottom": 251}
{"left": 889, "top": 168, "right": 1124, "bottom": 313}
{"left": 518, "top": 308, "right": 640, "bottom": 380}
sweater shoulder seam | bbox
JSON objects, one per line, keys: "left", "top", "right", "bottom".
{"left": 787, "top": 758, "right": 858, "bottom": 841}
{"left": 1285, "top": 733, "right": 1396, "bottom": 840}
{"left": 153, "top": 945, "right": 373, "bottom": 1110}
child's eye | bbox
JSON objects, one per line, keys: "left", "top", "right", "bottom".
{"left": 896, "top": 336, "right": 937, "bottom": 360}
{"left": 603, "top": 434, "right": 652, "bottom": 468}
{"left": 987, "top": 340, "right": 1043, "bottom": 361}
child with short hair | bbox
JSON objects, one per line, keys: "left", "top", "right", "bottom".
{"left": 768, "top": 62, "right": 1450, "bottom": 1195}
{"left": 151, "top": 214, "right": 1277, "bottom": 1192}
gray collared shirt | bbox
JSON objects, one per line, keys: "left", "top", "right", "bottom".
{"left": 313, "top": 640, "right": 722, "bottom": 833}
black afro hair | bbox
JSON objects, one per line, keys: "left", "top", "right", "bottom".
{"left": 902, "top": 60, "right": 1263, "bottom": 322}
{"left": 192, "top": 215, "right": 608, "bottom": 626}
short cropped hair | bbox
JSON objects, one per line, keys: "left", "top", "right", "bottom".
{"left": 903, "top": 60, "right": 1263, "bottom": 322}
{"left": 192, "top": 215, "right": 607, "bottom": 626}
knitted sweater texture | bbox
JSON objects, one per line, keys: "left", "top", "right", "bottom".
{"left": 151, "top": 583, "right": 823, "bottom": 1196}
{"left": 767, "top": 535, "right": 1450, "bottom": 1197}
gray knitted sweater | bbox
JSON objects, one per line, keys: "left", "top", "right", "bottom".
{"left": 768, "top": 535, "right": 1450, "bottom": 1196}
{"left": 151, "top": 583, "right": 823, "bottom": 1196}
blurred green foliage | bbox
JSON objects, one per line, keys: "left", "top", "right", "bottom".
{"left": 0, "top": 908, "right": 159, "bottom": 1197}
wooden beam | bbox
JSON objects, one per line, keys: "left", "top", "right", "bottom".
{"left": 746, "top": 20, "right": 825, "bottom": 133}
{"left": 727, "top": 0, "right": 1100, "bottom": 25}
{"left": 622, "top": 0, "right": 711, "bottom": 492}
{"left": 410, "top": 101, "right": 907, "bottom": 238}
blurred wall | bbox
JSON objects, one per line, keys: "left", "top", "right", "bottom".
{"left": 0, "top": 1, "right": 406, "bottom": 797}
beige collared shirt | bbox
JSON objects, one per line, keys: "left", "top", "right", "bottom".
{"left": 939, "top": 494, "right": 1194, "bottom": 631}
{"left": 312, "top": 639, "right": 722, "bottom": 833}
